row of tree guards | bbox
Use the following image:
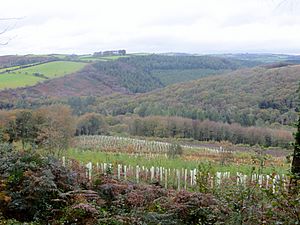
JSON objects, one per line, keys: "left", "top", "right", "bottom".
{"left": 62, "top": 157, "right": 287, "bottom": 193}
{"left": 75, "top": 135, "right": 232, "bottom": 154}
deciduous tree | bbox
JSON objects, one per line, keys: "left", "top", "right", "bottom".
{"left": 37, "top": 105, "right": 75, "bottom": 156}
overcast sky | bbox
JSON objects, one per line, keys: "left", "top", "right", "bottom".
{"left": 0, "top": 0, "right": 299, "bottom": 55}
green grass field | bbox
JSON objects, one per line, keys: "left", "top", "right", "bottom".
{"left": 0, "top": 61, "right": 87, "bottom": 90}
{"left": 18, "top": 61, "right": 87, "bottom": 78}
{"left": 67, "top": 149, "right": 288, "bottom": 175}
{"left": 0, "top": 74, "right": 44, "bottom": 89}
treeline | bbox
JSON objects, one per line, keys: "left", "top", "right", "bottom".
{"left": 0, "top": 55, "right": 57, "bottom": 69}
{"left": 93, "top": 49, "right": 126, "bottom": 56}
{"left": 73, "top": 113, "right": 293, "bottom": 148}
{"left": 125, "top": 116, "right": 293, "bottom": 148}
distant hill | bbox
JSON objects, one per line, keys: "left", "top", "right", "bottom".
{"left": 106, "top": 54, "right": 260, "bottom": 86}
{"left": 2, "top": 53, "right": 291, "bottom": 92}
{"left": 98, "top": 65, "right": 300, "bottom": 127}
{"left": 0, "top": 54, "right": 259, "bottom": 101}
{"left": 212, "top": 53, "right": 300, "bottom": 64}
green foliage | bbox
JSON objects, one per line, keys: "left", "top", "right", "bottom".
{"left": 67, "top": 96, "right": 96, "bottom": 116}
{"left": 93, "top": 59, "right": 163, "bottom": 93}
{"left": 217, "top": 180, "right": 300, "bottom": 224}
{"left": 76, "top": 113, "right": 108, "bottom": 135}
{"left": 14, "top": 111, "right": 38, "bottom": 149}
{"left": 194, "top": 161, "right": 300, "bottom": 224}
{"left": 196, "top": 162, "right": 215, "bottom": 193}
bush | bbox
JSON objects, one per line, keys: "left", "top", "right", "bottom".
{"left": 0, "top": 147, "right": 77, "bottom": 222}
{"left": 196, "top": 162, "right": 216, "bottom": 194}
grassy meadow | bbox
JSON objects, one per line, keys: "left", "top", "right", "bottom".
{"left": 18, "top": 61, "right": 87, "bottom": 78}
{"left": 0, "top": 73, "right": 44, "bottom": 89}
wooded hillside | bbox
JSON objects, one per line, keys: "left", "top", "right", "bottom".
{"left": 98, "top": 65, "right": 300, "bottom": 127}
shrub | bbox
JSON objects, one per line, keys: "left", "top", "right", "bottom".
{"left": 167, "top": 143, "right": 183, "bottom": 158}
{"left": 0, "top": 147, "right": 77, "bottom": 222}
{"left": 196, "top": 161, "right": 216, "bottom": 194}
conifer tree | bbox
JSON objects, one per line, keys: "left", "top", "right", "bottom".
{"left": 291, "top": 116, "right": 300, "bottom": 177}
{"left": 291, "top": 84, "right": 300, "bottom": 182}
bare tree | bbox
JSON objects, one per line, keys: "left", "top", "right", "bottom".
{"left": 274, "top": 0, "right": 299, "bottom": 11}
{"left": 0, "top": 17, "right": 22, "bottom": 45}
